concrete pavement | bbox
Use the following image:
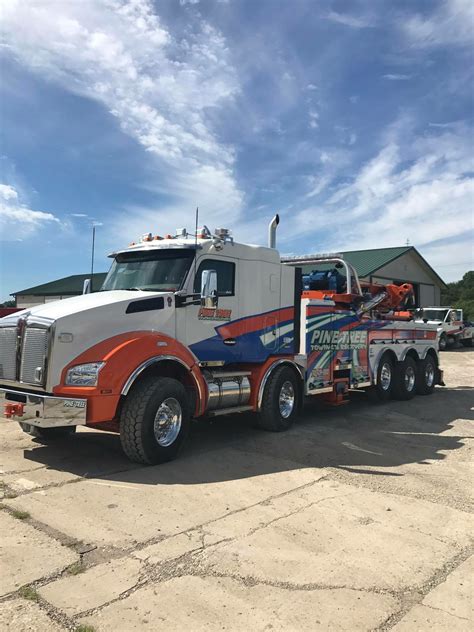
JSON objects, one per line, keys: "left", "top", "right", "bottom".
{"left": 0, "top": 349, "right": 472, "bottom": 631}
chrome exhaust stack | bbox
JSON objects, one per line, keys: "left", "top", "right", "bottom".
{"left": 268, "top": 214, "right": 280, "bottom": 248}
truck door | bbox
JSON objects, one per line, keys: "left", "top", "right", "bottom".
{"left": 181, "top": 256, "right": 241, "bottom": 363}
{"left": 237, "top": 261, "right": 282, "bottom": 363}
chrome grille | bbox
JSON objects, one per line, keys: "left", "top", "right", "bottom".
{"left": 20, "top": 327, "right": 49, "bottom": 385}
{"left": 0, "top": 327, "right": 17, "bottom": 380}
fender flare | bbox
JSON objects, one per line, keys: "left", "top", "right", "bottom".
{"left": 121, "top": 355, "right": 205, "bottom": 408}
{"left": 257, "top": 359, "right": 304, "bottom": 410}
{"left": 399, "top": 346, "right": 420, "bottom": 362}
{"left": 419, "top": 346, "right": 439, "bottom": 361}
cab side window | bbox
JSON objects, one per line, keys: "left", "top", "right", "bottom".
{"left": 194, "top": 259, "right": 235, "bottom": 296}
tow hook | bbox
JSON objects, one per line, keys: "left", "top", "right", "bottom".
{"left": 4, "top": 402, "right": 25, "bottom": 418}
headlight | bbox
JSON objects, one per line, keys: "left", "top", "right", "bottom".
{"left": 65, "top": 362, "right": 105, "bottom": 386}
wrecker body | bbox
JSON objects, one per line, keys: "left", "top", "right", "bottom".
{"left": 0, "top": 219, "right": 443, "bottom": 464}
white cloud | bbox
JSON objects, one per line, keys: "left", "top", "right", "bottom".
{"left": 0, "top": 184, "right": 18, "bottom": 201}
{"left": 286, "top": 121, "right": 474, "bottom": 281}
{"left": 308, "top": 109, "right": 319, "bottom": 130}
{"left": 0, "top": 183, "right": 59, "bottom": 238}
{"left": 420, "top": 238, "right": 473, "bottom": 283}
{"left": 0, "top": 0, "right": 243, "bottom": 239}
{"left": 403, "top": 0, "right": 474, "bottom": 48}
{"left": 325, "top": 11, "right": 374, "bottom": 29}
{"left": 382, "top": 74, "right": 413, "bottom": 81}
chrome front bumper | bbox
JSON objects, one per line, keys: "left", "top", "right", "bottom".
{"left": 0, "top": 387, "right": 87, "bottom": 428}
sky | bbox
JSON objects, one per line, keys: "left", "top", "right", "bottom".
{"left": 0, "top": 0, "right": 473, "bottom": 301}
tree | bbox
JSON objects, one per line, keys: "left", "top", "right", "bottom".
{"left": 0, "top": 300, "right": 15, "bottom": 308}
{"left": 441, "top": 271, "right": 474, "bottom": 320}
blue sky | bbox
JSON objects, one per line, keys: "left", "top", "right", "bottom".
{"left": 1, "top": 0, "right": 473, "bottom": 301}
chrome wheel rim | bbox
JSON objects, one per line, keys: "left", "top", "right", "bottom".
{"left": 380, "top": 362, "right": 392, "bottom": 391}
{"left": 425, "top": 363, "right": 435, "bottom": 387}
{"left": 153, "top": 397, "right": 182, "bottom": 447}
{"left": 279, "top": 381, "right": 295, "bottom": 418}
{"left": 405, "top": 366, "right": 416, "bottom": 392}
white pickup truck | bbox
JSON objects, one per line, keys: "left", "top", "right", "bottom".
{"left": 414, "top": 307, "right": 473, "bottom": 350}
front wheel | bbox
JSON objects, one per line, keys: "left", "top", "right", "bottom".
{"left": 256, "top": 366, "right": 299, "bottom": 431}
{"left": 392, "top": 357, "right": 418, "bottom": 400}
{"left": 120, "top": 376, "right": 190, "bottom": 465}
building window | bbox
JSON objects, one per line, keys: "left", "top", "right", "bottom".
{"left": 194, "top": 259, "right": 235, "bottom": 296}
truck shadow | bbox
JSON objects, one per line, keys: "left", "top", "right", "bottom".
{"left": 22, "top": 384, "right": 474, "bottom": 486}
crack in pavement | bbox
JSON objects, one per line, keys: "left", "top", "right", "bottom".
{"left": 376, "top": 547, "right": 474, "bottom": 630}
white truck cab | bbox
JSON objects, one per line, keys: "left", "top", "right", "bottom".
{"left": 414, "top": 307, "right": 473, "bottom": 350}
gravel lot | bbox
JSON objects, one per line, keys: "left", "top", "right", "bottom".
{"left": 1, "top": 349, "right": 472, "bottom": 631}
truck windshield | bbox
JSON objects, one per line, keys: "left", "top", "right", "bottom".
{"left": 101, "top": 249, "right": 194, "bottom": 292}
{"left": 420, "top": 309, "right": 449, "bottom": 321}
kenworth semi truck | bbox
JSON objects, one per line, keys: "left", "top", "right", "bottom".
{"left": 0, "top": 217, "right": 443, "bottom": 465}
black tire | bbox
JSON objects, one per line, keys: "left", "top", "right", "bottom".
{"left": 19, "top": 423, "right": 76, "bottom": 441}
{"left": 439, "top": 334, "right": 447, "bottom": 351}
{"left": 461, "top": 338, "right": 473, "bottom": 347}
{"left": 392, "top": 356, "right": 418, "bottom": 400}
{"left": 368, "top": 353, "right": 394, "bottom": 402}
{"left": 416, "top": 355, "right": 437, "bottom": 395}
{"left": 120, "top": 376, "right": 190, "bottom": 465}
{"left": 256, "top": 366, "right": 299, "bottom": 431}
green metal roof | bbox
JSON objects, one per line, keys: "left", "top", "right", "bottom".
{"left": 13, "top": 273, "right": 108, "bottom": 296}
{"left": 300, "top": 245, "right": 446, "bottom": 287}
{"left": 339, "top": 246, "right": 412, "bottom": 278}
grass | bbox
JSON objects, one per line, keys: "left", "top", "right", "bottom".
{"left": 11, "top": 509, "right": 30, "bottom": 520}
{"left": 67, "top": 561, "right": 85, "bottom": 575}
{"left": 75, "top": 625, "right": 96, "bottom": 632}
{"left": 18, "top": 585, "right": 39, "bottom": 601}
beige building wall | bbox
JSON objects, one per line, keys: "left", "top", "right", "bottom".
{"left": 369, "top": 252, "right": 442, "bottom": 307}
{"left": 375, "top": 251, "right": 437, "bottom": 285}
{"left": 16, "top": 295, "right": 75, "bottom": 309}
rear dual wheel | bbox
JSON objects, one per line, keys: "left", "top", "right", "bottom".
{"left": 368, "top": 354, "right": 394, "bottom": 402}
{"left": 416, "top": 356, "right": 437, "bottom": 396}
{"left": 392, "top": 357, "right": 417, "bottom": 400}
{"left": 370, "top": 353, "right": 436, "bottom": 402}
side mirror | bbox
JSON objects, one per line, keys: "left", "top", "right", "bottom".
{"left": 83, "top": 278, "right": 91, "bottom": 294}
{"left": 201, "top": 269, "right": 218, "bottom": 308}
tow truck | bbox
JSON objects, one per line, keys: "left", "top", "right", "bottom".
{"left": 414, "top": 307, "right": 473, "bottom": 350}
{"left": 0, "top": 217, "right": 443, "bottom": 464}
